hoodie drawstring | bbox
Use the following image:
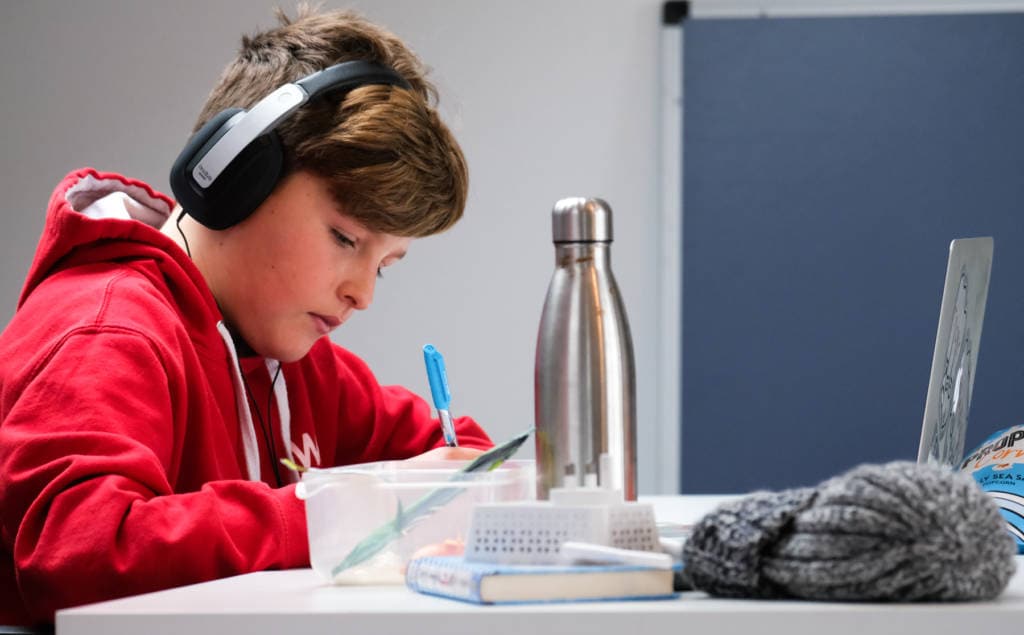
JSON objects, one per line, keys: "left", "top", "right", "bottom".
{"left": 217, "top": 322, "right": 261, "bottom": 481}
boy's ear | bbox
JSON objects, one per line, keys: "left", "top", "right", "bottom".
{"left": 169, "top": 108, "right": 284, "bottom": 231}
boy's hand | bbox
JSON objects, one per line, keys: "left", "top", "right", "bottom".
{"left": 406, "top": 446, "right": 485, "bottom": 462}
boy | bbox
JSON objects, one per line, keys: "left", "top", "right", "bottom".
{"left": 0, "top": 6, "right": 490, "bottom": 627}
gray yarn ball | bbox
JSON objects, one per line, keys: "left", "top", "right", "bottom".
{"left": 682, "top": 461, "right": 1017, "bottom": 602}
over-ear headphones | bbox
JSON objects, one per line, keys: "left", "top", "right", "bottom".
{"left": 169, "top": 60, "right": 411, "bottom": 230}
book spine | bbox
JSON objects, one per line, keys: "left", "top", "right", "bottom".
{"left": 406, "top": 559, "right": 486, "bottom": 603}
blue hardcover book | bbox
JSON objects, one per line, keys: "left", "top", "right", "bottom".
{"left": 405, "top": 556, "right": 677, "bottom": 605}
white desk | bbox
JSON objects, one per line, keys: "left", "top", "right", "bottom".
{"left": 56, "top": 496, "right": 1024, "bottom": 635}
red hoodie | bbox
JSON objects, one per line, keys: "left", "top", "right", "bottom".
{"left": 0, "top": 169, "right": 492, "bottom": 625}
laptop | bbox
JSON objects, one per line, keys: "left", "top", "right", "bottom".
{"left": 917, "top": 237, "right": 994, "bottom": 467}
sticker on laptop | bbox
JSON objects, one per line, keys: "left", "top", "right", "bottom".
{"left": 961, "top": 424, "right": 1024, "bottom": 553}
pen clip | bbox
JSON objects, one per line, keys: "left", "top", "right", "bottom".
{"left": 423, "top": 344, "right": 451, "bottom": 410}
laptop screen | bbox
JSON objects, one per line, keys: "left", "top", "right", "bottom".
{"left": 917, "top": 237, "right": 993, "bottom": 467}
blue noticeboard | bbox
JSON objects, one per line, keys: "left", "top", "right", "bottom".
{"left": 681, "top": 11, "right": 1024, "bottom": 492}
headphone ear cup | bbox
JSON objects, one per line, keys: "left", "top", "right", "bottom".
{"left": 169, "top": 108, "right": 285, "bottom": 230}
{"left": 202, "top": 131, "right": 284, "bottom": 230}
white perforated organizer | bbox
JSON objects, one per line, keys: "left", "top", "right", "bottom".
{"left": 464, "top": 486, "right": 659, "bottom": 565}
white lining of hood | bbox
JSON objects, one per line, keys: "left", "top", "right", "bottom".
{"left": 68, "top": 174, "right": 171, "bottom": 229}
{"left": 217, "top": 322, "right": 261, "bottom": 482}
{"left": 216, "top": 322, "right": 293, "bottom": 483}
{"left": 266, "top": 358, "right": 292, "bottom": 477}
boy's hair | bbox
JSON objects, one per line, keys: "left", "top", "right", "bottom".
{"left": 193, "top": 5, "right": 467, "bottom": 237}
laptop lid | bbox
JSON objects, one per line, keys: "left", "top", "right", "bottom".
{"left": 917, "top": 237, "right": 994, "bottom": 467}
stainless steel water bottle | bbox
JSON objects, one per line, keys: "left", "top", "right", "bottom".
{"left": 534, "top": 197, "right": 637, "bottom": 500}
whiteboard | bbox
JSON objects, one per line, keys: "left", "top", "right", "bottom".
{"left": 671, "top": 7, "right": 1024, "bottom": 491}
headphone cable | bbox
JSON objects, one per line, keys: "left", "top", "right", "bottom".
{"left": 175, "top": 208, "right": 193, "bottom": 259}
{"left": 242, "top": 364, "right": 285, "bottom": 488}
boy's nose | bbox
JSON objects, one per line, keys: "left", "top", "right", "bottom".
{"left": 338, "top": 267, "right": 375, "bottom": 311}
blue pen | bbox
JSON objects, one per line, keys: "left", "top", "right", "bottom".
{"left": 423, "top": 344, "right": 458, "bottom": 447}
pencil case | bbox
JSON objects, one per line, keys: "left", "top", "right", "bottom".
{"left": 463, "top": 486, "right": 660, "bottom": 565}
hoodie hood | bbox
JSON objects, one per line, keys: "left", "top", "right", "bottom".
{"left": 19, "top": 168, "right": 223, "bottom": 336}
{"left": 17, "top": 168, "right": 287, "bottom": 483}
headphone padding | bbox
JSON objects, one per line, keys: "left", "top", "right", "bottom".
{"left": 169, "top": 108, "right": 284, "bottom": 230}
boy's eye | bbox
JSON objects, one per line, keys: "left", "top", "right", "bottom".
{"left": 333, "top": 227, "right": 386, "bottom": 279}
{"left": 330, "top": 228, "right": 355, "bottom": 247}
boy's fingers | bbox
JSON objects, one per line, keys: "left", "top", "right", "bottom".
{"left": 406, "top": 446, "right": 485, "bottom": 462}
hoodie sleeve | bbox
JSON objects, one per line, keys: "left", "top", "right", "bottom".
{"left": 0, "top": 328, "right": 308, "bottom": 622}
{"left": 324, "top": 344, "right": 493, "bottom": 465}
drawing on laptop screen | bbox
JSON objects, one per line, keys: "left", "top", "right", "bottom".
{"left": 929, "top": 267, "right": 973, "bottom": 465}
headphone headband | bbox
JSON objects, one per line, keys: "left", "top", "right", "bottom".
{"left": 192, "top": 60, "right": 410, "bottom": 189}
{"left": 170, "top": 60, "right": 410, "bottom": 230}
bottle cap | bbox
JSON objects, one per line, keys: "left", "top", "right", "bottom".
{"left": 551, "top": 197, "right": 613, "bottom": 243}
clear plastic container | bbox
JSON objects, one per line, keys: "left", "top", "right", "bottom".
{"left": 295, "top": 459, "right": 534, "bottom": 584}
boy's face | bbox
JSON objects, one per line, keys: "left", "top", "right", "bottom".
{"left": 204, "top": 170, "right": 411, "bottom": 362}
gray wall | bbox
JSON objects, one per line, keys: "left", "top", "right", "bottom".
{"left": 0, "top": 1, "right": 670, "bottom": 492}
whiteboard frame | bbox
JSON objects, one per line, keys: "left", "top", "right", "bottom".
{"left": 690, "top": 0, "right": 1024, "bottom": 19}
{"left": 657, "top": 14, "right": 683, "bottom": 493}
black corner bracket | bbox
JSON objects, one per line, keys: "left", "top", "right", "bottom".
{"left": 662, "top": 1, "right": 690, "bottom": 25}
